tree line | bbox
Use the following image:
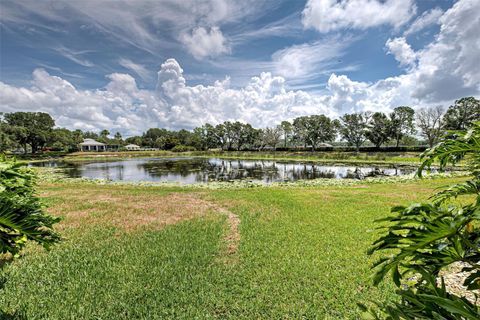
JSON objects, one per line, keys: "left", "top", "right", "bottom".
{"left": 0, "top": 97, "right": 478, "bottom": 154}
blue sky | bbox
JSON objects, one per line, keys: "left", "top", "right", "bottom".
{"left": 0, "top": 0, "right": 478, "bottom": 135}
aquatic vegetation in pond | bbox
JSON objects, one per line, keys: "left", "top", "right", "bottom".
{"left": 34, "top": 166, "right": 467, "bottom": 190}
{"left": 31, "top": 157, "right": 418, "bottom": 184}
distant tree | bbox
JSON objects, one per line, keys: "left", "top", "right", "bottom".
{"left": 175, "top": 129, "right": 191, "bottom": 146}
{"left": 4, "top": 112, "right": 55, "bottom": 153}
{"left": 339, "top": 113, "right": 370, "bottom": 152}
{"left": 49, "top": 128, "right": 83, "bottom": 151}
{"left": 125, "top": 136, "right": 143, "bottom": 146}
{"left": 365, "top": 112, "right": 390, "bottom": 148}
{"left": 389, "top": 106, "right": 416, "bottom": 147}
{"left": 280, "top": 120, "right": 293, "bottom": 148}
{"left": 416, "top": 106, "right": 445, "bottom": 147}
{"left": 82, "top": 131, "right": 99, "bottom": 139}
{"left": 293, "top": 115, "right": 338, "bottom": 150}
{"left": 222, "top": 121, "right": 237, "bottom": 150}
{"left": 193, "top": 123, "right": 219, "bottom": 150}
{"left": 214, "top": 124, "right": 228, "bottom": 150}
{"left": 443, "top": 96, "right": 480, "bottom": 130}
{"left": 306, "top": 115, "right": 338, "bottom": 151}
{"left": 253, "top": 129, "right": 266, "bottom": 150}
{"left": 143, "top": 128, "right": 169, "bottom": 147}
{"left": 100, "top": 129, "right": 110, "bottom": 139}
{"left": 292, "top": 116, "right": 309, "bottom": 148}
{"left": 262, "top": 126, "right": 283, "bottom": 150}
{"left": 113, "top": 132, "right": 123, "bottom": 144}
{"left": 237, "top": 123, "right": 257, "bottom": 150}
{"left": 400, "top": 135, "right": 420, "bottom": 147}
{"left": 154, "top": 132, "right": 178, "bottom": 150}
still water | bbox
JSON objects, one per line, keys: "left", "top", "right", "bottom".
{"left": 32, "top": 157, "right": 415, "bottom": 184}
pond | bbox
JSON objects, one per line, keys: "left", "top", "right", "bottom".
{"left": 32, "top": 157, "right": 416, "bottom": 184}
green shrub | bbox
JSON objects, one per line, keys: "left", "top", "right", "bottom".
{"left": 363, "top": 122, "right": 480, "bottom": 319}
{"left": 0, "top": 156, "right": 60, "bottom": 256}
{"left": 171, "top": 145, "right": 196, "bottom": 152}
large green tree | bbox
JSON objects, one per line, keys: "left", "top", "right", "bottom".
{"left": 143, "top": 128, "right": 169, "bottom": 147}
{"left": 389, "top": 106, "right": 416, "bottom": 147}
{"left": 293, "top": 115, "right": 338, "bottom": 151}
{"left": 292, "top": 116, "right": 309, "bottom": 148}
{"left": 4, "top": 112, "right": 55, "bottom": 154}
{"left": 443, "top": 96, "right": 480, "bottom": 130}
{"left": 193, "top": 123, "right": 219, "bottom": 150}
{"left": 339, "top": 112, "right": 369, "bottom": 151}
{"left": 365, "top": 112, "right": 391, "bottom": 148}
{"left": 237, "top": 123, "right": 257, "bottom": 151}
{"left": 125, "top": 136, "right": 143, "bottom": 146}
{"left": 49, "top": 128, "right": 83, "bottom": 151}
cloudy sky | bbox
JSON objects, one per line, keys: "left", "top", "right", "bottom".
{"left": 1, "top": 0, "right": 479, "bottom": 136}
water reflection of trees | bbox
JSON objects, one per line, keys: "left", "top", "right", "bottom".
{"left": 136, "top": 158, "right": 284, "bottom": 182}
{"left": 37, "top": 158, "right": 418, "bottom": 183}
{"left": 289, "top": 164, "right": 336, "bottom": 180}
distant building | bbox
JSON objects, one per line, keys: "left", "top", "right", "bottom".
{"left": 125, "top": 144, "right": 141, "bottom": 151}
{"left": 79, "top": 138, "right": 106, "bottom": 152}
{"left": 317, "top": 143, "right": 333, "bottom": 148}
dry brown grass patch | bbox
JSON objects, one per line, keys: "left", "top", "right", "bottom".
{"left": 42, "top": 187, "right": 241, "bottom": 257}
{"left": 46, "top": 191, "right": 216, "bottom": 232}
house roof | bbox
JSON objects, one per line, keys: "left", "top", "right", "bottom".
{"left": 79, "top": 138, "right": 105, "bottom": 146}
{"left": 125, "top": 144, "right": 140, "bottom": 148}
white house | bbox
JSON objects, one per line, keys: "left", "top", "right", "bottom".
{"left": 79, "top": 138, "right": 106, "bottom": 152}
{"left": 125, "top": 144, "right": 141, "bottom": 151}
{"left": 317, "top": 143, "right": 333, "bottom": 148}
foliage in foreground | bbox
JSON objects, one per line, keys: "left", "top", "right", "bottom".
{"left": 364, "top": 122, "right": 480, "bottom": 319}
{"left": 0, "top": 155, "right": 60, "bottom": 256}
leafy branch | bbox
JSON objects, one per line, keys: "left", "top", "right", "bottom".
{"left": 364, "top": 122, "right": 480, "bottom": 318}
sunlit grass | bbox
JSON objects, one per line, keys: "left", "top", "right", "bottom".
{"left": 0, "top": 177, "right": 465, "bottom": 319}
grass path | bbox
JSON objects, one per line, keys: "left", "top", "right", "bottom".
{"left": 0, "top": 177, "right": 465, "bottom": 319}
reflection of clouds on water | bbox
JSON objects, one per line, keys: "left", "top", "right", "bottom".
{"left": 32, "top": 158, "right": 416, "bottom": 184}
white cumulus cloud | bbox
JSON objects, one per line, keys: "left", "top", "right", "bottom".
{"left": 385, "top": 37, "right": 417, "bottom": 69}
{"left": 1, "top": 1, "right": 479, "bottom": 137}
{"left": 180, "top": 26, "right": 230, "bottom": 60}
{"left": 410, "top": 0, "right": 480, "bottom": 101}
{"left": 0, "top": 60, "right": 333, "bottom": 136}
{"left": 302, "top": 0, "right": 416, "bottom": 33}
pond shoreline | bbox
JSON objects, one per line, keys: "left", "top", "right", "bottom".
{"left": 18, "top": 150, "right": 425, "bottom": 166}
{"left": 30, "top": 157, "right": 426, "bottom": 184}
{"left": 34, "top": 165, "right": 469, "bottom": 190}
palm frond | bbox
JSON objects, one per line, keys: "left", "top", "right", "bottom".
{"left": 0, "top": 157, "right": 60, "bottom": 255}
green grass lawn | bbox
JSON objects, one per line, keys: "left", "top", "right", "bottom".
{"left": 0, "top": 178, "right": 464, "bottom": 319}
